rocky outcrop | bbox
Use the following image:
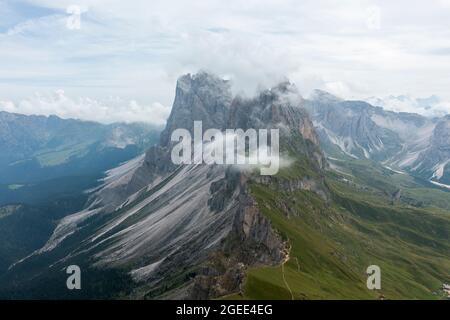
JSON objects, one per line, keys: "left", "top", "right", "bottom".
{"left": 304, "top": 93, "right": 404, "bottom": 161}
{"left": 188, "top": 170, "right": 287, "bottom": 299}
{"left": 411, "top": 115, "right": 450, "bottom": 183}
{"left": 229, "top": 82, "right": 319, "bottom": 144}
{"left": 160, "top": 72, "right": 232, "bottom": 147}
{"left": 16, "top": 71, "right": 326, "bottom": 300}
{"left": 304, "top": 90, "right": 450, "bottom": 185}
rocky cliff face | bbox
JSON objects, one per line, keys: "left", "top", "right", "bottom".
{"left": 84, "top": 72, "right": 233, "bottom": 212}
{"left": 229, "top": 82, "right": 318, "bottom": 144}
{"left": 5, "top": 72, "right": 327, "bottom": 299}
{"left": 410, "top": 115, "right": 450, "bottom": 184}
{"left": 304, "top": 90, "right": 450, "bottom": 185}
{"left": 304, "top": 90, "right": 404, "bottom": 161}
{"left": 160, "top": 72, "right": 232, "bottom": 147}
{"left": 229, "top": 82, "right": 326, "bottom": 172}
{"left": 432, "top": 116, "right": 450, "bottom": 150}
{"left": 186, "top": 169, "right": 287, "bottom": 299}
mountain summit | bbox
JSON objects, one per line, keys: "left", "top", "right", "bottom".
{"left": 1, "top": 72, "right": 326, "bottom": 299}
{"left": 305, "top": 92, "right": 450, "bottom": 185}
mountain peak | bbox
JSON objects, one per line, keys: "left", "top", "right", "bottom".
{"left": 176, "top": 71, "right": 230, "bottom": 93}
{"left": 159, "top": 72, "right": 232, "bottom": 146}
{"left": 310, "top": 89, "right": 342, "bottom": 103}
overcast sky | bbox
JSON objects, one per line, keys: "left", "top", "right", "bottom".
{"left": 1, "top": 0, "right": 450, "bottom": 123}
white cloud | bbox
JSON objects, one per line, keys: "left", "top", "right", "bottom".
{"left": 0, "top": 90, "right": 170, "bottom": 125}
{"left": 0, "top": 0, "right": 449, "bottom": 117}
{"left": 366, "top": 5, "right": 381, "bottom": 30}
{"left": 365, "top": 94, "right": 450, "bottom": 117}
{"left": 324, "top": 81, "right": 354, "bottom": 98}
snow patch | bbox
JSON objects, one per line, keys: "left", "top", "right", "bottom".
{"left": 431, "top": 160, "right": 450, "bottom": 180}
{"left": 384, "top": 166, "right": 405, "bottom": 175}
{"left": 429, "top": 180, "right": 450, "bottom": 190}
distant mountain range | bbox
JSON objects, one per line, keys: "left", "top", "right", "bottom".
{"left": 0, "top": 111, "right": 161, "bottom": 185}
{"left": 365, "top": 94, "right": 448, "bottom": 117}
{"left": 0, "top": 111, "right": 161, "bottom": 206}
{"left": 305, "top": 90, "right": 450, "bottom": 186}
{"left": 0, "top": 113, "right": 161, "bottom": 274}
{"left": 2, "top": 72, "right": 448, "bottom": 300}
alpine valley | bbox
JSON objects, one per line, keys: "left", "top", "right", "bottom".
{"left": 0, "top": 113, "right": 160, "bottom": 275}
{"left": 0, "top": 72, "right": 449, "bottom": 300}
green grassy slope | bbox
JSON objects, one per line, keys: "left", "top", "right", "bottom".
{"left": 232, "top": 159, "right": 450, "bottom": 300}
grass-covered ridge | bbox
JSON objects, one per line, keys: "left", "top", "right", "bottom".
{"left": 231, "top": 157, "right": 450, "bottom": 300}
